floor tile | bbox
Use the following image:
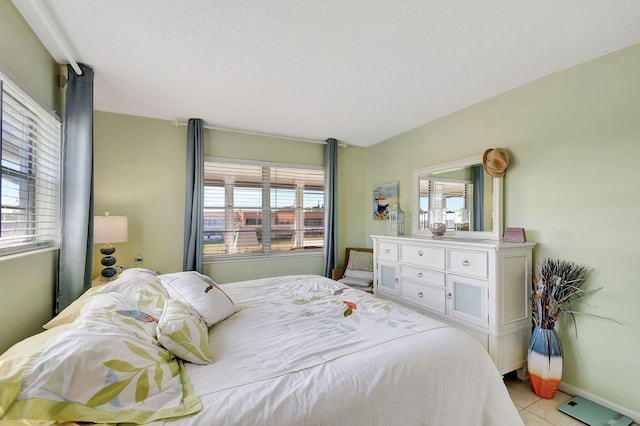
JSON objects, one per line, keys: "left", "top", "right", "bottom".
{"left": 505, "top": 375, "right": 540, "bottom": 409}
{"left": 519, "top": 409, "right": 556, "bottom": 426}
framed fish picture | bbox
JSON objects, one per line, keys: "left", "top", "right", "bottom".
{"left": 373, "top": 182, "right": 399, "bottom": 220}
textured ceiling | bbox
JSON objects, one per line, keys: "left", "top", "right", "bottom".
{"left": 13, "top": 0, "right": 640, "bottom": 146}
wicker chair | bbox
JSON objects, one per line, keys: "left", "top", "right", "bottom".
{"left": 331, "top": 247, "right": 374, "bottom": 292}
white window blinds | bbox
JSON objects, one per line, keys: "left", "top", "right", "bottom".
{"left": 203, "top": 158, "right": 324, "bottom": 257}
{"left": 0, "top": 73, "right": 62, "bottom": 256}
{"left": 421, "top": 178, "right": 473, "bottom": 231}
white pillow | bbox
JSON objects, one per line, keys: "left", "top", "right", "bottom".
{"left": 159, "top": 271, "right": 237, "bottom": 327}
{"left": 157, "top": 299, "right": 213, "bottom": 365}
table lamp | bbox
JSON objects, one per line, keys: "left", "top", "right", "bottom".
{"left": 94, "top": 212, "right": 128, "bottom": 279}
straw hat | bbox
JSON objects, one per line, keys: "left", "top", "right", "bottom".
{"left": 482, "top": 148, "right": 510, "bottom": 178}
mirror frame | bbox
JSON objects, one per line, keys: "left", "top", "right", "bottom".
{"left": 411, "top": 154, "right": 503, "bottom": 240}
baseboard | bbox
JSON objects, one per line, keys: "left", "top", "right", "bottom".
{"left": 559, "top": 382, "right": 640, "bottom": 423}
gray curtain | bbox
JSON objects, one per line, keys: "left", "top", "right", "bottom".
{"left": 183, "top": 118, "right": 204, "bottom": 273}
{"left": 323, "top": 138, "right": 338, "bottom": 277}
{"left": 472, "top": 164, "right": 484, "bottom": 231}
{"left": 56, "top": 64, "right": 94, "bottom": 314}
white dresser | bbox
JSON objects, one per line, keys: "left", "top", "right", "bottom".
{"left": 371, "top": 235, "right": 535, "bottom": 375}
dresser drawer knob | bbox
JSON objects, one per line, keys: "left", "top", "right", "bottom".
{"left": 417, "top": 272, "right": 423, "bottom": 278}
{"left": 418, "top": 250, "right": 424, "bottom": 256}
{"left": 385, "top": 249, "right": 390, "bottom": 254}
{"left": 447, "top": 292, "right": 452, "bottom": 299}
{"left": 417, "top": 292, "right": 423, "bottom": 298}
{"left": 462, "top": 259, "right": 470, "bottom": 266}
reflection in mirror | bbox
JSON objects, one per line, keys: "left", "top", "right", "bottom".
{"left": 412, "top": 154, "right": 502, "bottom": 240}
{"left": 417, "top": 165, "right": 492, "bottom": 232}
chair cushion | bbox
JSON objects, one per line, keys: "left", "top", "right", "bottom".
{"left": 338, "top": 276, "right": 373, "bottom": 288}
{"left": 343, "top": 250, "right": 373, "bottom": 282}
{"left": 344, "top": 269, "right": 373, "bottom": 280}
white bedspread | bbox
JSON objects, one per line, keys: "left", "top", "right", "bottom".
{"left": 152, "top": 275, "right": 523, "bottom": 426}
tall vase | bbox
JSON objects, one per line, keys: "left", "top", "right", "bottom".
{"left": 527, "top": 326, "right": 563, "bottom": 399}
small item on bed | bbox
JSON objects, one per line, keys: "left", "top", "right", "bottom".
{"left": 343, "top": 300, "right": 357, "bottom": 317}
{"left": 116, "top": 309, "right": 158, "bottom": 323}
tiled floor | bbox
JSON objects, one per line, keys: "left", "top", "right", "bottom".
{"left": 504, "top": 373, "right": 638, "bottom": 426}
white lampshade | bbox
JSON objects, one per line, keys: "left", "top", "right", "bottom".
{"left": 94, "top": 214, "right": 128, "bottom": 244}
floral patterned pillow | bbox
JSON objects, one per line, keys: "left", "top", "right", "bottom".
{"left": 1, "top": 292, "right": 201, "bottom": 424}
{"left": 157, "top": 299, "right": 213, "bottom": 365}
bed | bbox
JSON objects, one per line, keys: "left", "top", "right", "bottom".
{"left": 0, "top": 269, "right": 523, "bottom": 425}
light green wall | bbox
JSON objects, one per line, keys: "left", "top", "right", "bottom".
{"left": 93, "top": 113, "right": 187, "bottom": 276}
{"left": 0, "top": 251, "right": 58, "bottom": 353}
{"left": 337, "top": 145, "right": 369, "bottom": 264}
{"left": 0, "top": 1, "right": 60, "bottom": 113}
{"left": 0, "top": 1, "right": 61, "bottom": 353}
{"left": 361, "top": 43, "right": 640, "bottom": 414}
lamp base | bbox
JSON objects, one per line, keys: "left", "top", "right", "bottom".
{"left": 100, "top": 267, "right": 118, "bottom": 279}
{"left": 100, "top": 244, "right": 119, "bottom": 278}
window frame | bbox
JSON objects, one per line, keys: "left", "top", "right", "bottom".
{"left": 203, "top": 156, "right": 325, "bottom": 261}
{"left": 0, "top": 72, "right": 62, "bottom": 257}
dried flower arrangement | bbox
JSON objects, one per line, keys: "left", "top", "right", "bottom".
{"left": 532, "top": 258, "right": 613, "bottom": 333}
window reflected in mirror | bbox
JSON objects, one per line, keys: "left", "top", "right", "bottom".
{"left": 417, "top": 164, "right": 493, "bottom": 233}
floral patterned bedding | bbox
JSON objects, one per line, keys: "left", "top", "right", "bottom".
{"left": 0, "top": 269, "right": 204, "bottom": 424}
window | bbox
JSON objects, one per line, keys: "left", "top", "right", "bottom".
{"left": 419, "top": 178, "right": 473, "bottom": 231}
{"left": 204, "top": 158, "right": 324, "bottom": 258}
{"left": 0, "top": 72, "right": 62, "bottom": 256}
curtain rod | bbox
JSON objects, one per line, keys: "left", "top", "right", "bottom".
{"left": 171, "top": 121, "right": 346, "bottom": 147}
{"left": 28, "top": 0, "right": 83, "bottom": 76}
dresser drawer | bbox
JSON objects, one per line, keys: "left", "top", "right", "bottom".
{"left": 448, "top": 249, "right": 488, "bottom": 278}
{"left": 400, "top": 265, "right": 445, "bottom": 287}
{"left": 401, "top": 280, "right": 446, "bottom": 315}
{"left": 378, "top": 242, "right": 398, "bottom": 260}
{"left": 400, "top": 244, "right": 445, "bottom": 269}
